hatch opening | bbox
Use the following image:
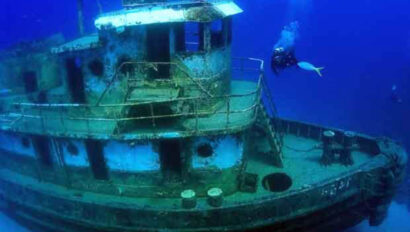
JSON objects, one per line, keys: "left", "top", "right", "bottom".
{"left": 32, "top": 136, "right": 53, "bottom": 167}
{"left": 262, "top": 173, "right": 292, "bottom": 192}
{"left": 65, "top": 57, "right": 86, "bottom": 103}
{"left": 85, "top": 140, "right": 109, "bottom": 180}
{"left": 23, "top": 71, "right": 38, "bottom": 93}
{"left": 146, "top": 24, "right": 171, "bottom": 79}
{"left": 159, "top": 139, "right": 182, "bottom": 179}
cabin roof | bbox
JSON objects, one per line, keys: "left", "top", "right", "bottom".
{"left": 51, "top": 34, "right": 100, "bottom": 54}
{"left": 95, "top": 1, "right": 242, "bottom": 30}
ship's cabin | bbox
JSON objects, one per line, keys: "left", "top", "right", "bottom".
{"left": 0, "top": 0, "right": 264, "bottom": 140}
{"left": 52, "top": 0, "right": 242, "bottom": 105}
{"left": 0, "top": 0, "right": 272, "bottom": 197}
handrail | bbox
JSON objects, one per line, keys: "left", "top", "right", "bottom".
{"left": 11, "top": 102, "right": 258, "bottom": 123}
{"left": 6, "top": 89, "right": 259, "bottom": 138}
{"left": 1, "top": 57, "right": 269, "bottom": 138}
{"left": 14, "top": 86, "right": 258, "bottom": 109}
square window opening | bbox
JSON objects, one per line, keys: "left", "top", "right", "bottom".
{"left": 185, "top": 23, "right": 203, "bottom": 52}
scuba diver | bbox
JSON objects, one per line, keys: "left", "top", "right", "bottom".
{"left": 271, "top": 46, "right": 298, "bottom": 75}
{"left": 271, "top": 21, "right": 324, "bottom": 77}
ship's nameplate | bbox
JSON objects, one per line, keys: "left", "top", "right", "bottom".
{"left": 95, "top": 1, "right": 242, "bottom": 29}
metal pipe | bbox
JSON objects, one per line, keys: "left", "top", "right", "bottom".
{"left": 77, "top": 0, "right": 85, "bottom": 36}
{"left": 96, "top": 0, "right": 103, "bottom": 14}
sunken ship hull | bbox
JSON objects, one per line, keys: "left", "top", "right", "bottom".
{"left": 0, "top": 1, "right": 407, "bottom": 232}
{"left": 0, "top": 119, "right": 406, "bottom": 232}
{"left": 0, "top": 121, "right": 407, "bottom": 232}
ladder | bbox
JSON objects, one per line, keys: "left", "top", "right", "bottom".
{"left": 256, "top": 76, "right": 284, "bottom": 167}
{"left": 256, "top": 102, "right": 284, "bottom": 167}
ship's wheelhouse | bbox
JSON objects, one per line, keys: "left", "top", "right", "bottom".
{"left": 0, "top": 1, "right": 258, "bottom": 198}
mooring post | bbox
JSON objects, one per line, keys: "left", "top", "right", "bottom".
{"left": 341, "top": 131, "right": 355, "bottom": 166}
{"left": 321, "top": 130, "right": 335, "bottom": 166}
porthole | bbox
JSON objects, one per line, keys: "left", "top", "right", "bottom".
{"left": 197, "top": 143, "right": 213, "bottom": 158}
{"left": 67, "top": 142, "right": 79, "bottom": 156}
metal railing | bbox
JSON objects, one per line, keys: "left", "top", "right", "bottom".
{"left": 233, "top": 57, "right": 284, "bottom": 157}
{"left": 0, "top": 58, "right": 268, "bottom": 139}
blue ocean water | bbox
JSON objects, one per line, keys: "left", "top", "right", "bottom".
{"left": 0, "top": 0, "right": 409, "bottom": 231}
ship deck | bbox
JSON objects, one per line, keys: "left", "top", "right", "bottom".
{"left": 242, "top": 134, "right": 373, "bottom": 197}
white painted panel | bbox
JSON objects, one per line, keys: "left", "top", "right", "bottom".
{"left": 0, "top": 132, "right": 35, "bottom": 157}
{"left": 181, "top": 48, "right": 230, "bottom": 78}
{"left": 61, "top": 140, "right": 89, "bottom": 167}
{"left": 104, "top": 141, "right": 160, "bottom": 172}
{"left": 95, "top": 1, "right": 242, "bottom": 29}
{"left": 192, "top": 135, "right": 243, "bottom": 169}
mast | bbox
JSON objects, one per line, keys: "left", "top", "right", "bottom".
{"left": 77, "top": 0, "right": 85, "bottom": 36}
{"left": 96, "top": 0, "right": 103, "bottom": 14}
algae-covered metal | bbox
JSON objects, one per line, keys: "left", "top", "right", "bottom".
{"left": 0, "top": 1, "right": 406, "bottom": 232}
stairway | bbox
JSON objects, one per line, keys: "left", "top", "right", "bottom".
{"left": 256, "top": 102, "right": 284, "bottom": 167}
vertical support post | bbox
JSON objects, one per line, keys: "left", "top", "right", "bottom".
{"left": 22, "top": 105, "right": 27, "bottom": 131}
{"left": 114, "top": 107, "right": 120, "bottom": 135}
{"left": 194, "top": 100, "right": 199, "bottom": 133}
{"left": 150, "top": 103, "right": 156, "bottom": 129}
{"left": 86, "top": 106, "right": 90, "bottom": 136}
{"left": 52, "top": 138, "right": 71, "bottom": 187}
{"left": 226, "top": 96, "right": 230, "bottom": 129}
{"left": 203, "top": 23, "right": 211, "bottom": 52}
{"left": 254, "top": 75, "right": 263, "bottom": 121}
{"left": 286, "top": 122, "right": 290, "bottom": 134}
{"left": 59, "top": 106, "right": 66, "bottom": 134}
{"left": 39, "top": 107, "right": 46, "bottom": 134}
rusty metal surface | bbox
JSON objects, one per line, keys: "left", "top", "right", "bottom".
{"left": 0, "top": 58, "right": 266, "bottom": 140}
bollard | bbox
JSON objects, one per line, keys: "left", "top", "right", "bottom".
{"left": 321, "top": 130, "right": 335, "bottom": 166}
{"left": 340, "top": 131, "right": 355, "bottom": 166}
{"left": 207, "top": 188, "right": 223, "bottom": 207}
{"left": 181, "top": 189, "right": 197, "bottom": 209}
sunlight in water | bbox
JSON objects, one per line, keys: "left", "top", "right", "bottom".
{"left": 287, "top": 0, "right": 313, "bottom": 20}
{"left": 0, "top": 213, "right": 30, "bottom": 232}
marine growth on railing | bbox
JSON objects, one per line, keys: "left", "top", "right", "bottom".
{"left": 0, "top": 58, "right": 270, "bottom": 140}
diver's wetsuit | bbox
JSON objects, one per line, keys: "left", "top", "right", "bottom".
{"left": 270, "top": 47, "right": 298, "bottom": 75}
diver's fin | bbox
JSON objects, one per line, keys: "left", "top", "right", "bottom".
{"left": 315, "top": 67, "right": 324, "bottom": 77}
